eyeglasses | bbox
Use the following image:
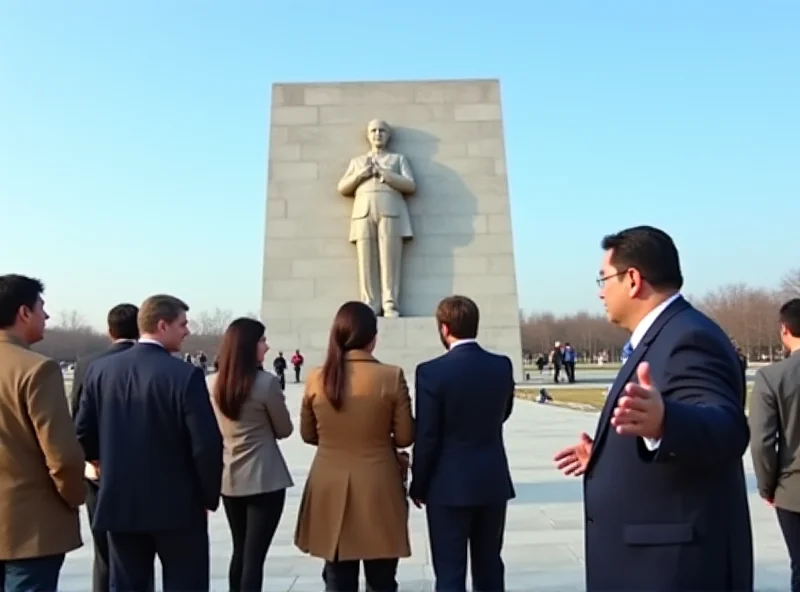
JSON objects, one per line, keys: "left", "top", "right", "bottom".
{"left": 596, "top": 270, "right": 628, "bottom": 288}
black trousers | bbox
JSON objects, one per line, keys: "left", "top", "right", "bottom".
{"left": 564, "top": 361, "right": 576, "bottom": 383}
{"left": 294, "top": 366, "right": 301, "bottom": 382}
{"left": 777, "top": 507, "right": 800, "bottom": 592}
{"left": 108, "top": 523, "right": 208, "bottom": 592}
{"left": 85, "top": 479, "right": 111, "bottom": 592}
{"left": 276, "top": 372, "right": 286, "bottom": 390}
{"left": 426, "top": 502, "right": 507, "bottom": 592}
{"left": 323, "top": 555, "right": 398, "bottom": 592}
{"left": 222, "top": 489, "right": 286, "bottom": 592}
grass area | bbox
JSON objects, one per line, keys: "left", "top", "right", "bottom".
{"left": 516, "top": 385, "right": 755, "bottom": 413}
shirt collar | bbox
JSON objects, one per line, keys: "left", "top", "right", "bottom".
{"left": 449, "top": 338, "right": 477, "bottom": 350}
{"left": 629, "top": 293, "right": 682, "bottom": 349}
{"left": 137, "top": 337, "right": 165, "bottom": 349}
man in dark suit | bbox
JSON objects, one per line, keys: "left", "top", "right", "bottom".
{"left": 553, "top": 226, "right": 752, "bottom": 591}
{"left": 69, "top": 303, "right": 138, "bottom": 592}
{"left": 750, "top": 298, "right": 800, "bottom": 591}
{"left": 75, "top": 295, "right": 223, "bottom": 592}
{"left": 409, "top": 295, "right": 515, "bottom": 592}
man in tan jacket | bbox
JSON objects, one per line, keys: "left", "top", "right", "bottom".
{"left": 0, "top": 274, "right": 85, "bottom": 591}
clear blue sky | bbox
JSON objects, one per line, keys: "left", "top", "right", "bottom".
{"left": 1, "top": 1, "right": 797, "bottom": 329}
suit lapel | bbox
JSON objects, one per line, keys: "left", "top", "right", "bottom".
{"left": 588, "top": 297, "right": 690, "bottom": 469}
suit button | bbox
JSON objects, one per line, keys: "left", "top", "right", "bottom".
{"left": 587, "top": 516, "right": 594, "bottom": 523}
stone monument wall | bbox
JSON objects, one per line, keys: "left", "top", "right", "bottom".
{"left": 262, "top": 79, "right": 523, "bottom": 380}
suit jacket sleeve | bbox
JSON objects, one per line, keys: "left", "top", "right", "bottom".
{"left": 263, "top": 377, "right": 294, "bottom": 439}
{"left": 653, "top": 330, "right": 750, "bottom": 466}
{"left": 410, "top": 363, "right": 441, "bottom": 501}
{"left": 183, "top": 368, "right": 223, "bottom": 510}
{"left": 29, "top": 359, "right": 86, "bottom": 509}
{"left": 300, "top": 381, "right": 319, "bottom": 445}
{"left": 391, "top": 368, "right": 414, "bottom": 448}
{"left": 504, "top": 356, "right": 515, "bottom": 421}
{"left": 749, "top": 369, "right": 779, "bottom": 498}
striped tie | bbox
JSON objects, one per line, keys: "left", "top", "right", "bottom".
{"left": 621, "top": 341, "right": 634, "bottom": 364}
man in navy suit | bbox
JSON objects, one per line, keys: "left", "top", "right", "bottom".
{"left": 554, "top": 226, "right": 753, "bottom": 591}
{"left": 69, "top": 303, "right": 139, "bottom": 592}
{"left": 75, "top": 295, "right": 223, "bottom": 592}
{"left": 409, "top": 295, "right": 515, "bottom": 592}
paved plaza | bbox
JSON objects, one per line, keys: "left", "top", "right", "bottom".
{"left": 59, "top": 382, "right": 790, "bottom": 591}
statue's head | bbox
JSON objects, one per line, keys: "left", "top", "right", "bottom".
{"left": 366, "top": 119, "right": 391, "bottom": 150}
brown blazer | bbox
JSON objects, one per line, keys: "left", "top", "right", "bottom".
{"left": 294, "top": 351, "right": 414, "bottom": 561}
{"left": 0, "top": 331, "right": 85, "bottom": 560}
{"left": 207, "top": 370, "right": 294, "bottom": 497}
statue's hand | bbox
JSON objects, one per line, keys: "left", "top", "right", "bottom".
{"left": 357, "top": 165, "right": 374, "bottom": 181}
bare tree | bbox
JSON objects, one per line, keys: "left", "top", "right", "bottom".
{"left": 190, "top": 308, "right": 233, "bottom": 336}
{"left": 780, "top": 269, "right": 800, "bottom": 299}
{"left": 55, "top": 309, "right": 92, "bottom": 333}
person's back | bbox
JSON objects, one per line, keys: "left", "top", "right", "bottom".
{"left": 83, "top": 344, "right": 220, "bottom": 531}
{"left": 0, "top": 274, "right": 85, "bottom": 591}
{"left": 409, "top": 296, "right": 515, "bottom": 592}
{"left": 294, "top": 301, "right": 414, "bottom": 592}
{"left": 413, "top": 343, "right": 514, "bottom": 506}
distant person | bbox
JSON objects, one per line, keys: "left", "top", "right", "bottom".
{"left": 291, "top": 349, "right": 304, "bottom": 383}
{"left": 75, "top": 295, "right": 223, "bottom": 592}
{"left": 750, "top": 299, "right": 800, "bottom": 592}
{"left": 273, "top": 352, "right": 287, "bottom": 390}
{"left": 563, "top": 343, "right": 577, "bottom": 383}
{"left": 208, "top": 318, "right": 293, "bottom": 592}
{"left": 295, "top": 302, "right": 414, "bottom": 592}
{"left": 551, "top": 342, "right": 564, "bottom": 383}
{"left": 0, "top": 274, "right": 85, "bottom": 591}
{"left": 409, "top": 295, "right": 515, "bottom": 592}
{"left": 69, "top": 303, "right": 139, "bottom": 592}
{"left": 554, "top": 225, "right": 752, "bottom": 590}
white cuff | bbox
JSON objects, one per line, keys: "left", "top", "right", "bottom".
{"left": 643, "top": 437, "right": 661, "bottom": 451}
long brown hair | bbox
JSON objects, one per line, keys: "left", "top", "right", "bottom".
{"left": 214, "top": 317, "right": 266, "bottom": 420}
{"left": 321, "top": 301, "right": 377, "bottom": 411}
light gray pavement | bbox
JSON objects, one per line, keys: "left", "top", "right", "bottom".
{"left": 59, "top": 382, "right": 790, "bottom": 591}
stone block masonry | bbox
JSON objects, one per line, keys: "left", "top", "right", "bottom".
{"left": 262, "top": 79, "right": 523, "bottom": 381}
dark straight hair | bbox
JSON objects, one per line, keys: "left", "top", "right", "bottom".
{"left": 321, "top": 301, "right": 377, "bottom": 411}
{"left": 214, "top": 317, "right": 266, "bottom": 420}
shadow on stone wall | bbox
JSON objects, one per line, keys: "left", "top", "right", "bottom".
{"left": 392, "top": 126, "right": 479, "bottom": 317}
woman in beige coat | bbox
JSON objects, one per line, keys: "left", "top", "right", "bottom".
{"left": 294, "top": 301, "right": 414, "bottom": 592}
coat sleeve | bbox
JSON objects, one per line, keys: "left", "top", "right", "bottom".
{"left": 391, "top": 368, "right": 414, "bottom": 448}
{"left": 182, "top": 368, "right": 223, "bottom": 511}
{"left": 748, "top": 369, "right": 779, "bottom": 498}
{"left": 264, "top": 377, "right": 294, "bottom": 439}
{"left": 652, "top": 329, "right": 750, "bottom": 466}
{"left": 300, "top": 379, "right": 319, "bottom": 445}
{"left": 409, "top": 363, "right": 441, "bottom": 501}
{"left": 29, "top": 359, "right": 86, "bottom": 509}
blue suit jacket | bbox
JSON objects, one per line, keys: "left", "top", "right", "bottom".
{"left": 409, "top": 342, "right": 515, "bottom": 506}
{"left": 75, "top": 343, "right": 223, "bottom": 532}
{"left": 584, "top": 297, "right": 753, "bottom": 591}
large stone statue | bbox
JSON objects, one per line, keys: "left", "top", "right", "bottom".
{"left": 337, "top": 119, "right": 416, "bottom": 317}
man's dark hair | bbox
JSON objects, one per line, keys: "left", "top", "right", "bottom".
{"left": 0, "top": 274, "right": 44, "bottom": 330}
{"left": 601, "top": 225, "right": 683, "bottom": 291}
{"left": 436, "top": 295, "right": 480, "bottom": 339}
{"left": 780, "top": 299, "right": 800, "bottom": 338}
{"left": 107, "top": 304, "right": 140, "bottom": 340}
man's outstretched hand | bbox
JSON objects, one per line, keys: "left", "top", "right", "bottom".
{"left": 611, "top": 362, "right": 665, "bottom": 440}
{"left": 553, "top": 432, "right": 593, "bottom": 477}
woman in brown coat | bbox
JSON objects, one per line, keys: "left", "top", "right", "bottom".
{"left": 294, "top": 301, "right": 414, "bottom": 592}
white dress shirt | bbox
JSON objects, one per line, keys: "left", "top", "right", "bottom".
{"left": 627, "top": 293, "right": 682, "bottom": 451}
{"left": 449, "top": 338, "right": 477, "bottom": 350}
